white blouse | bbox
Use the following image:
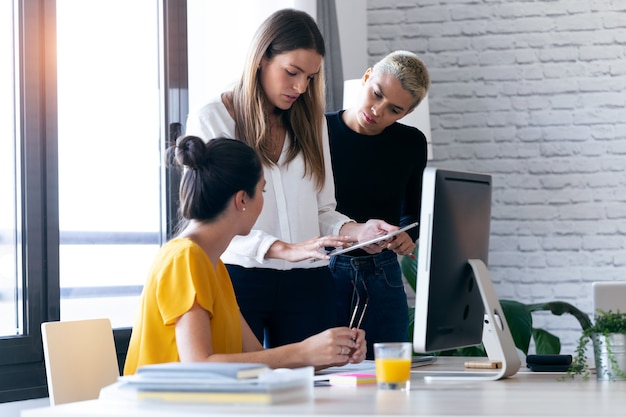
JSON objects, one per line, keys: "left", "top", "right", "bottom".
{"left": 185, "top": 96, "right": 353, "bottom": 270}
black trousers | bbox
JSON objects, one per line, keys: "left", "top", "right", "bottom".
{"left": 227, "top": 265, "right": 337, "bottom": 348}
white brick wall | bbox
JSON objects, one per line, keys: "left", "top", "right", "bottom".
{"left": 368, "top": 0, "right": 626, "bottom": 353}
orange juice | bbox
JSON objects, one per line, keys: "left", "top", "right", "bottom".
{"left": 375, "top": 358, "right": 411, "bottom": 383}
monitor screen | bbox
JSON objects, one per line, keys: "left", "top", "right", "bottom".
{"left": 413, "top": 168, "right": 492, "bottom": 353}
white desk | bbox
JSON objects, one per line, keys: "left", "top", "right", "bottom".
{"left": 22, "top": 358, "right": 625, "bottom": 417}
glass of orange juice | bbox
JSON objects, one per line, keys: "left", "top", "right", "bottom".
{"left": 374, "top": 342, "right": 412, "bottom": 390}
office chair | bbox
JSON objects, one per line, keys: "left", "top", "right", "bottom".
{"left": 41, "top": 318, "right": 120, "bottom": 405}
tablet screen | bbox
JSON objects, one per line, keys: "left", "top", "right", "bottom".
{"left": 325, "top": 222, "right": 419, "bottom": 256}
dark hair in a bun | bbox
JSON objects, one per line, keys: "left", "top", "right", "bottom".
{"left": 167, "top": 135, "right": 262, "bottom": 224}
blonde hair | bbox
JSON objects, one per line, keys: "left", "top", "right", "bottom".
{"left": 371, "top": 50, "right": 430, "bottom": 110}
{"left": 231, "top": 9, "right": 327, "bottom": 190}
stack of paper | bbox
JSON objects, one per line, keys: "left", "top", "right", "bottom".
{"left": 134, "top": 362, "right": 270, "bottom": 380}
{"left": 117, "top": 362, "right": 313, "bottom": 405}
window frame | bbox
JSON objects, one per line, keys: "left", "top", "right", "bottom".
{"left": 0, "top": 0, "right": 187, "bottom": 403}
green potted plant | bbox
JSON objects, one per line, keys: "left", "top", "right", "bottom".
{"left": 569, "top": 309, "right": 626, "bottom": 381}
{"left": 400, "top": 249, "right": 592, "bottom": 357}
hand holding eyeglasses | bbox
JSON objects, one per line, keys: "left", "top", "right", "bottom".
{"left": 301, "top": 279, "right": 369, "bottom": 367}
{"left": 299, "top": 327, "right": 366, "bottom": 369}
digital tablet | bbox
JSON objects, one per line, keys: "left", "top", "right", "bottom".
{"left": 325, "top": 221, "right": 419, "bottom": 257}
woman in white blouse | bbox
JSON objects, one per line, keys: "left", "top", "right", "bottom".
{"left": 185, "top": 9, "right": 395, "bottom": 348}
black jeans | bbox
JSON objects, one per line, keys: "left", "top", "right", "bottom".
{"left": 227, "top": 265, "right": 336, "bottom": 348}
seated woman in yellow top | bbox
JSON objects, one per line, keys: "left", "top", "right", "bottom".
{"left": 124, "top": 136, "right": 366, "bottom": 375}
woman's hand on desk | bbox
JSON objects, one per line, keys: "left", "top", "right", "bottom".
{"left": 300, "top": 327, "right": 367, "bottom": 369}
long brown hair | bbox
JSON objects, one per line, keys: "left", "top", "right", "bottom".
{"left": 231, "top": 8, "right": 327, "bottom": 190}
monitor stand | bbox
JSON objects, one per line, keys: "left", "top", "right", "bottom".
{"left": 424, "top": 259, "right": 521, "bottom": 382}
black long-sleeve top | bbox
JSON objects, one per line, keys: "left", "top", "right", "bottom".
{"left": 325, "top": 110, "right": 428, "bottom": 256}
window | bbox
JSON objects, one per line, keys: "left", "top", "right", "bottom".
{"left": 0, "top": 0, "right": 187, "bottom": 403}
{"left": 0, "top": 0, "right": 20, "bottom": 338}
{"left": 56, "top": 0, "right": 162, "bottom": 328}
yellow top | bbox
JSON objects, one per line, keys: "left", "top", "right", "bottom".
{"left": 123, "top": 238, "right": 242, "bottom": 375}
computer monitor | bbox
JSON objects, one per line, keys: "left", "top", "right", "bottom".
{"left": 412, "top": 168, "right": 520, "bottom": 380}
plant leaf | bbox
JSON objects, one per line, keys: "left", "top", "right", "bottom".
{"left": 400, "top": 247, "right": 418, "bottom": 292}
{"left": 532, "top": 328, "right": 561, "bottom": 354}
{"left": 500, "top": 299, "right": 532, "bottom": 355}
{"left": 591, "top": 310, "right": 626, "bottom": 334}
{"left": 407, "top": 306, "right": 415, "bottom": 343}
{"left": 526, "top": 301, "right": 592, "bottom": 330}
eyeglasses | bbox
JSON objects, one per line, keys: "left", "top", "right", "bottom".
{"left": 349, "top": 279, "right": 369, "bottom": 330}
